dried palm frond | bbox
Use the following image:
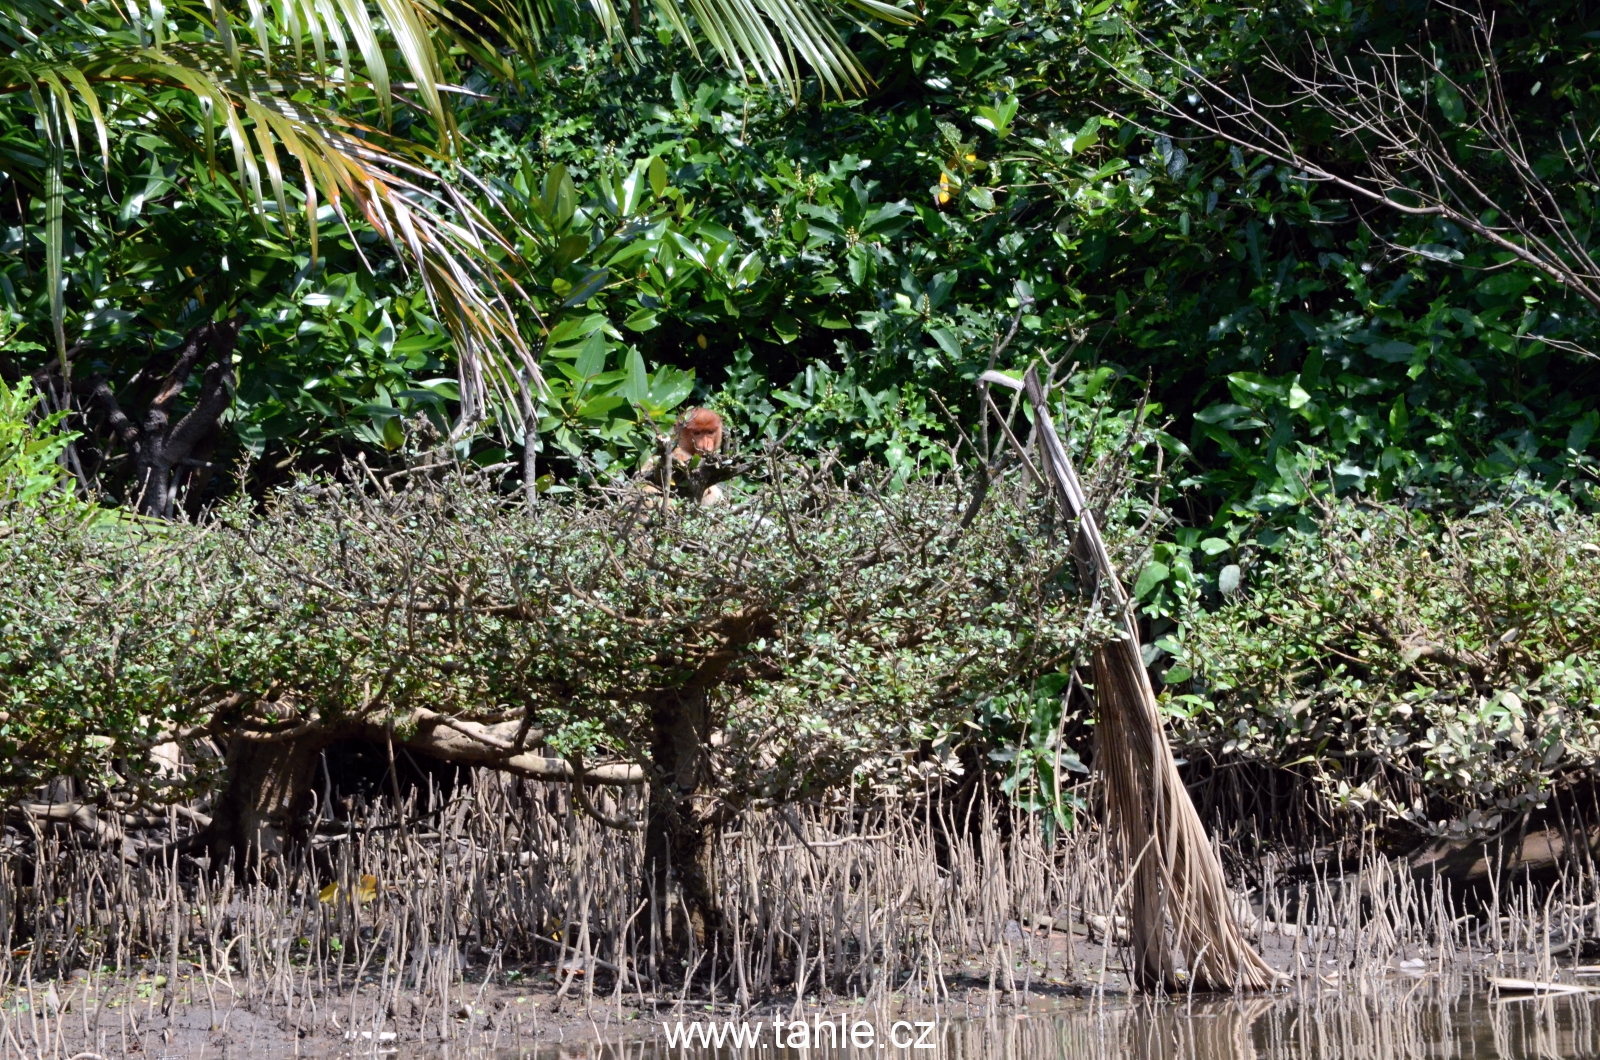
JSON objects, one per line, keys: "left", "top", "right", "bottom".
{"left": 982, "top": 365, "right": 1277, "bottom": 991}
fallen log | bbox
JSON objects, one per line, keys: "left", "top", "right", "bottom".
{"left": 1410, "top": 824, "right": 1597, "bottom": 885}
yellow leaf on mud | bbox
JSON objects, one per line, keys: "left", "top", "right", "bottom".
{"left": 319, "top": 875, "right": 379, "bottom": 905}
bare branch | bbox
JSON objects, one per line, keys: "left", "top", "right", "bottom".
{"left": 1116, "top": 10, "right": 1600, "bottom": 357}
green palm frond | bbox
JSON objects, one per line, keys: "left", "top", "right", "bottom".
{"left": 3, "top": 0, "right": 534, "bottom": 410}
{"left": 451, "top": 0, "right": 912, "bottom": 98}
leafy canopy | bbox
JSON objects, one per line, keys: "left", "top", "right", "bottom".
{"left": 0, "top": 457, "right": 1117, "bottom": 809}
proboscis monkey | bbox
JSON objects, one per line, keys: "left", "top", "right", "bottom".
{"left": 674, "top": 408, "right": 726, "bottom": 507}
{"left": 639, "top": 408, "right": 727, "bottom": 507}
{"left": 673, "top": 408, "right": 724, "bottom": 462}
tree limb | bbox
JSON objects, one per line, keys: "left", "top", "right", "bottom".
{"left": 1115, "top": 12, "right": 1600, "bottom": 350}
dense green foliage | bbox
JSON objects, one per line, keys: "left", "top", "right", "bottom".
{"left": 7, "top": 0, "right": 1597, "bottom": 520}
{"left": 7, "top": 0, "right": 1600, "bottom": 841}
{"left": 0, "top": 0, "right": 908, "bottom": 510}
{"left": 0, "top": 457, "right": 1114, "bottom": 810}
{"left": 0, "top": 377, "right": 76, "bottom": 508}
{"left": 481, "top": 0, "right": 1600, "bottom": 520}
{"left": 1169, "top": 503, "right": 1600, "bottom": 838}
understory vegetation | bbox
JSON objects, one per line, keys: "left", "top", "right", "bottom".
{"left": 1172, "top": 503, "right": 1600, "bottom": 845}
{"left": 0, "top": 422, "right": 1134, "bottom": 954}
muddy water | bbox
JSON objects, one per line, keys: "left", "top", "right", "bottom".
{"left": 441, "top": 989, "right": 1600, "bottom": 1060}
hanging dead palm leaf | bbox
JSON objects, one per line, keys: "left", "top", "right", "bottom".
{"left": 981, "top": 365, "right": 1278, "bottom": 992}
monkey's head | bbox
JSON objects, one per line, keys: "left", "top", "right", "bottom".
{"left": 672, "top": 408, "right": 723, "bottom": 461}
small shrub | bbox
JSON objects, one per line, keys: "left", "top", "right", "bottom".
{"left": 0, "top": 378, "right": 78, "bottom": 510}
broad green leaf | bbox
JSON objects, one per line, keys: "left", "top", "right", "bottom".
{"left": 553, "top": 234, "right": 590, "bottom": 272}
{"left": 1389, "top": 396, "right": 1409, "bottom": 436}
{"left": 649, "top": 367, "right": 694, "bottom": 411}
{"left": 926, "top": 326, "right": 961, "bottom": 360}
{"left": 544, "top": 164, "right": 577, "bottom": 230}
{"left": 576, "top": 393, "right": 625, "bottom": 419}
{"left": 623, "top": 348, "right": 650, "bottom": 404}
{"left": 562, "top": 269, "right": 611, "bottom": 307}
{"left": 1434, "top": 76, "right": 1467, "bottom": 124}
{"left": 1568, "top": 412, "right": 1599, "bottom": 453}
{"left": 573, "top": 332, "right": 608, "bottom": 379}
{"left": 1134, "top": 561, "right": 1169, "bottom": 600}
{"left": 547, "top": 314, "right": 610, "bottom": 348}
{"left": 972, "top": 94, "right": 1018, "bottom": 139}
{"left": 624, "top": 309, "right": 660, "bottom": 332}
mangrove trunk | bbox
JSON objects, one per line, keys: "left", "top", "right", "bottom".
{"left": 643, "top": 688, "right": 724, "bottom": 961}
{"left": 207, "top": 735, "right": 325, "bottom": 876}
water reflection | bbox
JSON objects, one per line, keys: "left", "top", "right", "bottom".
{"left": 475, "top": 989, "right": 1600, "bottom": 1060}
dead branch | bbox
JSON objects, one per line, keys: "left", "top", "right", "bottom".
{"left": 1121, "top": 8, "right": 1600, "bottom": 355}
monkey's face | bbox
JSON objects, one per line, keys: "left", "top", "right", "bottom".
{"left": 675, "top": 409, "right": 723, "bottom": 457}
